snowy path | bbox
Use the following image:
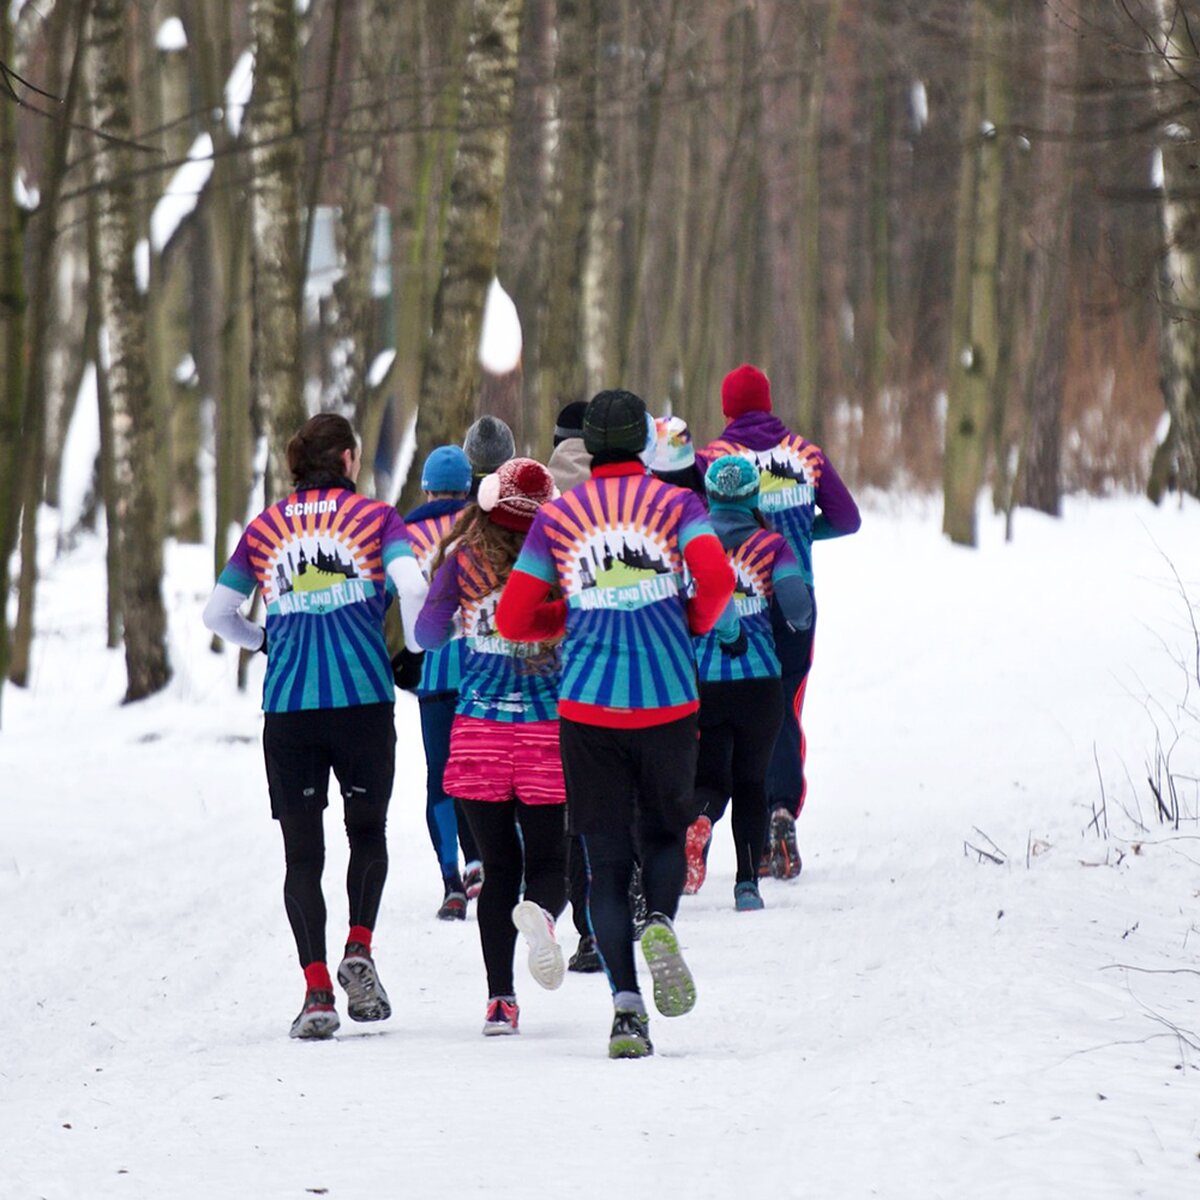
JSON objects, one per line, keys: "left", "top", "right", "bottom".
{"left": 3, "top": 498, "right": 1198, "bottom": 1198}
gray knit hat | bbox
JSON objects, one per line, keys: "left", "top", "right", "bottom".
{"left": 462, "top": 415, "right": 516, "bottom": 477}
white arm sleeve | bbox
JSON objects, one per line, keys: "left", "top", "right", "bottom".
{"left": 387, "top": 555, "right": 429, "bottom": 651}
{"left": 202, "top": 583, "right": 267, "bottom": 652}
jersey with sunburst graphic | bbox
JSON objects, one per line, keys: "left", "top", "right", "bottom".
{"left": 515, "top": 473, "right": 713, "bottom": 713}
{"left": 219, "top": 487, "right": 415, "bottom": 712}
{"left": 694, "top": 527, "right": 802, "bottom": 683}
{"left": 405, "top": 509, "right": 469, "bottom": 696}
{"left": 701, "top": 433, "right": 825, "bottom": 581}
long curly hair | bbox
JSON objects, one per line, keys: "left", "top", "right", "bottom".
{"left": 430, "top": 503, "right": 524, "bottom": 579}
{"left": 430, "top": 503, "right": 561, "bottom": 674}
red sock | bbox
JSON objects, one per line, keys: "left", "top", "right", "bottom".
{"left": 347, "top": 925, "right": 373, "bottom": 954}
{"left": 303, "top": 962, "right": 333, "bottom": 992}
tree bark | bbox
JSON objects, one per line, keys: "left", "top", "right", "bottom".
{"left": 404, "top": 0, "right": 525, "bottom": 512}
{"left": 87, "top": 0, "right": 172, "bottom": 700}
{"left": 334, "top": 0, "right": 395, "bottom": 491}
{"left": 148, "top": 14, "right": 203, "bottom": 542}
{"left": 0, "top": 4, "right": 28, "bottom": 718}
{"left": 794, "top": 1, "right": 842, "bottom": 438}
{"left": 1149, "top": 0, "right": 1200, "bottom": 498}
{"left": 247, "top": 0, "right": 306, "bottom": 498}
{"left": 1017, "top": 0, "right": 1076, "bottom": 517}
{"left": 942, "top": 0, "right": 1006, "bottom": 547}
{"left": 534, "top": 0, "right": 600, "bottom": 453}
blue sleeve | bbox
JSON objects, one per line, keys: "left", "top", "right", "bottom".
{"left": 773, "top": 542, "right": 813, "bottom": 630}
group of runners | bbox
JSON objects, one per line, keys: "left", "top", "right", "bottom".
{"left": 203, "top": 365, "right": 860, "bottom": 1058}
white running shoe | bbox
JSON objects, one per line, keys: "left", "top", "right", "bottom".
{"left": 511, "top": 900, "right": 565, "bottom": 990}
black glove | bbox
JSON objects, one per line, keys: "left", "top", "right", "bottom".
{"left": 391, "top": 648, "right": 425, "bottom": 691}
{"left": 718, "top": 627, "right": 748, "bottom": 658}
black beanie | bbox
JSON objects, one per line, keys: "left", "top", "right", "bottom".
{"left": 553, "top": 401, "right": 588, "bottom": 446}
{"left": 583, "top": 389, "right": 647, "bottom": 457}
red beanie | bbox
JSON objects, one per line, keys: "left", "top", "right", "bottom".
{"left": 477, "top": 457, "right": 556, "bottom": 532}
{"left": 721, "top": 364, "right": 773, "bottom": 418}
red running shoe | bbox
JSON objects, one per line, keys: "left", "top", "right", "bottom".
{"left": 683, "top": 815, "right": 712, "bottom": 895}
{"left": 482, "top": 996, "right": 519, "bottom": 1036}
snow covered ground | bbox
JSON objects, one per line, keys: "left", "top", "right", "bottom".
{"left": 3, "top": 495, "right": 1198, "bottom": 1199}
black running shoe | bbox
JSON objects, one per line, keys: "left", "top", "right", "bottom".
{"left": 336, "top": 943, "right": 392, "bottom": 1022}
{"left": 289, "top": 988, "right": 339, "bottom": 1040}
{"left": 437, "top": 889, "right": 467, "bottom": 921}
{"left": 769, "top": 807, "right": 802, "bottom": 879}
{"left": 608, "top": 1008, "right": 653, "bottom": 1059}
{"left": 568, "top": 934, "right": 602, "bottom": 974}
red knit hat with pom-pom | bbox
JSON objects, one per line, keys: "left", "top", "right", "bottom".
{"left": 721, "top": 363, "right": 773, "bottom": 418}
{"left": 477, "top": 457, "right": 556, "bottom": 532}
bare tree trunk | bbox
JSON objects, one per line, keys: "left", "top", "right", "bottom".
{"left": 185, "top": 0, "right": 255, "bottom": 648}
{"left": 942, "top": 0, "right": 1006, "bottom": 547}
{"left": 88, "top": 0, "right": 172, "bottom": 700}
{"left": 404, "top": 0, "right": 525, "bottom": 512}
{"left": 615, "top": 0, "right": 683, "bottom": 377}
{"left": 794, "top": 1, "right": 843, "bottom": 438}
{"left": 8, "top": 1, "right": 83, "bottom": 686}
{"left": 335, "top": 0, "right": 394, "bottom": 487}
{"left": 534, "top": 0, "right": 600, "bottom": 452}
{"left": 1149, "top": 0, "right": 1200, "bottom": 498}
{"left": 147, "top": 13, "right": 203, "bottom": 542}
{"left": 860, "top": 0, "right": 893, "bottom": 486}
{"left": 0, "top": 3, "right": 28, "bottom": 718}
{"left": 247, "top": 0, "right": 306, "bottom": 498}
{"left": 1017, "top": 0, "right": 1076, "bottom": 517}
{"left": 88, "top": 198, "right": 121, "bottom": 650}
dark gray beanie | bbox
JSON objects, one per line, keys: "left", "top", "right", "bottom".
{"left": 583, "top": 389, "right": 648, "bottom": 457}
{"left": 462, "top": 415, "right": 516, "bottom": 476}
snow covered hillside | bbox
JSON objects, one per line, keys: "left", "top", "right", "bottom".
{"left": 3, "top": 496, "right": 1198, "bottom": 1199}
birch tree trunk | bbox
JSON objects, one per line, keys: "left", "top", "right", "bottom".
{"left": 88, "top": 0, "right": 172, "bottom": 700}
{"left": 1149, "top": 0, "right": 1200, "bottom": 498}
{"left": 247, "top": 0, "right": 306, "bottom": 498}
{"left": 405, "top": 0, "right": 525, "bottom": 511}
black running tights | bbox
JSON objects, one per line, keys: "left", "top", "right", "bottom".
{"left": 581, "top": 818, "right": 687, "bottom": 996}
{"left": 460, "top": 799, "right": 568, "bottom": 1000}
{"left": 278, "top": 805, "right": 389, "bottom": 968}
{"left": 696, "top": 677, "right": 784, "bottom": 882}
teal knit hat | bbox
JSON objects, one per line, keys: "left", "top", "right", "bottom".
{"left": 704, "top": 454, "right": 760, "bottom": 508}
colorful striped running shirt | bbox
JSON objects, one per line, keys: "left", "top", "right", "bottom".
{"left": 405, "top": 509, "right": 469, "bottom": 696}
{"left": 218, "top": 487, "right": 415, "bottom": 712}
{"left": 512, "top": 470, "right": 715, "bottom": 718}
{"left": 694, "top": 527, "right": 802, "bottom": 683}
{"left": 415, "top": 545, "right": 559, "bottom": 723}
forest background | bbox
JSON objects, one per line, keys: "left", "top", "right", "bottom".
{"left": 0, "top": 0, "right": 1198, "bottom": 710}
